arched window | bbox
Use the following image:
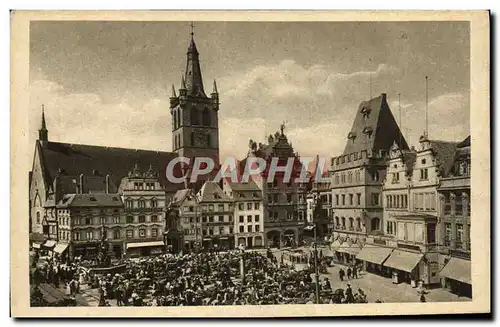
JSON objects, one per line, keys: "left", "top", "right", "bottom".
{"left": 349, "top": 217, "right": 354, "bottom": 229}
{"left": 177, "top": 109, "right": 182, "bottom": 127}
{"left": 341, "top": 217, "right": 346, "bottom": 228}
{"left": 335, "top": 216, "right": 340, "bottom": 226}
{"left": 190, "top": 107, "right": 199, "bottom": 125}
{"left": 371, "top": 217, "right": 381, "bottom": 231}
{"left": 202, "top": 107, "right": 211, "bottom": 126}
{"left": 173, "top": 111, "right": 177, "bottom": 129}
{"left": 36, "top": 212, "right": 40, "bottom": 224}
{"left": 356, "top": 217, "right": 361, "bottom": 229}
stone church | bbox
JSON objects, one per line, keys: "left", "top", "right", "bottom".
{"left": 29, "top": 31, "right": 221, "bottom": 243}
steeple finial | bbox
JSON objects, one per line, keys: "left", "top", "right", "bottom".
{"left": 41, "top": 104, "right": 47, "bottom": 129}
{"left": 171, "top": 84, "right": 177, "bottom": 98}
{"left": 190, "top": 22, "right": 195, "bottom": 38}
{"left": 212, "top": 79, "right": 218, "bottom": 94}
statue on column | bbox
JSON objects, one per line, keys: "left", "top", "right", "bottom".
{"left": 97, "top": 224, "right": 111, "bottom": 267}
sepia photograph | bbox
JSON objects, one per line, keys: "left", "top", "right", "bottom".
{"left": 10, "top": 11, "right": 490, "bottom": 317}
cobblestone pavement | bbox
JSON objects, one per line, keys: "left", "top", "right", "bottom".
{"left": 263, "top": 246, "right": 471, "bottom": 303}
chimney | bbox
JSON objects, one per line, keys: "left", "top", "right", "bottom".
{"left": 105, "top": 174, "right": 110, "bottom": 194}
{"left": 79, "top": 173, "right": 84, "bottom": 194}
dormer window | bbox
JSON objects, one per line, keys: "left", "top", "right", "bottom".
{"left": 90, "top": 197, "right": 97, "bottom": 202}
{"left": 361, "top": 106, "right": 371, "bottom": 120}
{"left": 347, "top": 132, "right": 357, "bottom": 142}
{"left": 363, "top": 126, "right": 373, "bottom": 135}
{"left": 213, "top": 193, "right": 221, "bottom": 199}
{"left": 422, "top": 159, "right": 426, "bottom": 165}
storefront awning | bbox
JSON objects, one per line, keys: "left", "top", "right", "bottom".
{"left": 383, "top": 249, "right": 423, "bottom": 272}
{"left": 126, "top": 241, "right": 164, "bottom": 249}
{"left": 32, "top": 243, "right": 41, "bottom": 249}
{"left": 304, "top": 225, "right": 315, "bottom": 231}
{"left": 338, "top": 244, "right": 362, "bottom": 256}
{"left": 356, "top": 245, "right": 393, "bottom": 265}
{"left": 330, "top": 240, "right": 342, "bottom": 250}
{"left": 42, "top": 240, "right": 57, "bottom": 248}
{"left": 53, "top": 243, "right": 69, "bottom": 254}
{"left": 439, "top": 257, "right": 471, "bottom": 284}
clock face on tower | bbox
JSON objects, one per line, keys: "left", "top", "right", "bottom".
{"left": 193, "top": 129, "right": 207, "bottom": 147}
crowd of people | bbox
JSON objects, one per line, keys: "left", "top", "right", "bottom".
{"left": 31, "top": 247, "right": 372, "bottom": 306}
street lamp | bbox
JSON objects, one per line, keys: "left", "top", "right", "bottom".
{"left": 312, "top": 193, "right": 320, "bottom": 304}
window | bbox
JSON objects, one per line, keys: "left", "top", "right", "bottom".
{"left": 287, "top": 194, "right": 292, "bottom": 203}
{"left": 349, "top": 194, "right": 353, "bottom": 205}
{"left": 335, "top": 195, "right": 339, "bottom": 206}
{"left": 335, "top": 216, "right": 340, "bottom": 226}
{"left": 138, "top": 215, "right": 146, "bottom": 223}
{"left": 219, "top": 215, "right": 224, "bottom": 222}
{"left": 73, "top": 232, "right": 80, "bottom": 241}
{"left": 371, "top": 217, "right": 380, "bottom": 231}
{"left": 209, "top": 204, "right": 214, "bottom": 212}
{"left": 335, "top": 175, "right": 340, "bottom": 184}
{"left": 247, "top": 215, "right": 252, "bottom": 223}
{"left": 151, "top": 215, "right": 158, "bottom": 223}
{"left": 113, "top": 229, "right": 120, "bottom": 239}
{"left": 341, "top": 195, "right": 345, "bottom": 205}
{"left": 112, "top": 216, "right": 120, "bottom": 224}
{"left": 420, "top": 168, "right": 428, "bottom": 180}
{"left": 273, "top": 194, "right": 278, "bottom": 202}
{"left": 444, "top": 223, "right": 452, "bottom": 247}
{"left": 218, "top": 204, "right": 224, "bottom": 211}
{"left": 371, "top": 170, "right": 379, "bottom": 182}
{"left": 139, "top": 229, "right": 146, "bottom": 238}
{"left": 255, "top": 215, "right": 260, "bottom": 222}
{"left": 238, "top": 203, "right": 244, "bottom": 210}
{"left": 189, "top": 206, "right": 194, "bottom": 212}
{"left": 254, "top": 203, "right": 260, "bottom": 210}
{"left": 392, "top": 172, "right": 400, "bottom": 184}
{"left": 348, "top": 172, "right": 353, "bottom": 183}
{"left": 219, "top": 226, "right": 224, "bottom": 235}
{"left": 247, "top": 225, "right": 252, "bottom": 233}
{"left": 371, "top": 193, "right": 380, "bottom": 206}
{"left": 202, "top": 229, "right": 207, "bottom": 236}
{"left": 245, "top": 203, "right": 251, "bottom": 210}
{"left": 456, "top": 224, "right": 464, "bottom": 249}
{"left": 239, "top": 226, "right": 244, "bottom": 233}
{"left": 239, "top": 215, "right": 244, "bottom": 223}
{"left": 355, "top": 171, "right": 361, "bottom": 182}
{"left": 85, "top": 218, "right": 91, "bottom": 225}
{"left": 349, "top": 217, "right": 354, "bottom": 229}
{"left": 208, "top": 216, "right": 214, "bottom": 223}
{"left": 341, "top": 217, "right": 346, "bottom": 228}
{"left": 138, "top": 200, "right": 146, "bottom": 208}
{"left": 255, "top": 225, "right": 260, "bottom": 232}
{"left": 151, "top": 199, "right": 158, "bottom": 208}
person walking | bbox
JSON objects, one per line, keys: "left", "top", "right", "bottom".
{"left": 345, "top": 284, "right": 355, "bottom": 303}
{"left": 352, "top": 265, "right": 358, "bottom": 279}
{"left": 339, "top": 268, "right": 345, "bottom": 282}
{"left": 347, "top": 267, "right": 352, "bottom": 279}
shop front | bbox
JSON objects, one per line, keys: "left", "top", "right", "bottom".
{"left": 53, "top": 243, "right": 69, "bottom": 260}
{"left": 73, "top": 244, "right": 98, "bottom": 259}
{"left": 383, "top": 249, "right": 423, "bottom": 286}
{"left": 125, "top": 241, "right": 165, "bottom": 257}
{"left": 355, "top": 244, "right": 393, "bottom": 278}
{"left": 337, "top": 244, "right": 362, "bottom": 266}
{"left": 439, "top": 257, "right": 472, "bottom": 298}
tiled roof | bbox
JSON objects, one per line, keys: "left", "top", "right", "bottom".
{"left": 429, "top": 140, "right": 459, "bottom": 177}
{"left": 226, "top": 179, "right": 261, "bottom": 192}
{"left": 197, "top": 181, "right": 231, "bottom": 203}
{"left": 57, "top": 193, "right": 123, "bottom": 208}
{"left": 342, "top": 93, "right": 408, "bottom": 155}
{"left": 37, "top": 141, "right": 181, "bottom": 193}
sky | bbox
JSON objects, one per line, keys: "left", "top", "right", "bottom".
{"left": 29, "top": 21, "right": 470, "bottom": 160}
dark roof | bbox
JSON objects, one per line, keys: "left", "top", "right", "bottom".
{"left": 226, "top": 179, "right": 261, "bottom": 192}
{"left": 342, "top": 93, "right": 408, "bottom": 155}
{"left": 429, "top": 140, "right": 459, "bottom": 177}
{"left": 37, "top": 141, "right": 181, "bottom": 193}
{"left": 57, "top": 193, "right": 123, "bottom": 208}
{"left": 198, "top": 181, "right": 231, "bottom": 203}
{"left": 457, "top": 135, "right": 471, "bottom": 148}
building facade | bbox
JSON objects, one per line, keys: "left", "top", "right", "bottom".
{"left": 329, "top": 93, "right": 408, "bottom": 266}
{"left": 437, "top": 136, "right": 471, "bottom": 297}
{"left": 242, "top": 125, "right": 307, "bottom": 248}
{"left": 222, "top": 179, "right": 264, "bottom": 249}
{"left": 197, "top": 181, "right": 235, "bottom": 250}
{"left": 118, "top": 164, "right": 166, "bottom": 257}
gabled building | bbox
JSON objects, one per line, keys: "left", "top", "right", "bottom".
{"left": 170, "top": 188, "right": 201, "bottom": 252}
{"left": 118, "top": 164, "right": 167, "bottom": 257}
{"left": 222, "top": 178, "right": 264, "bottom": 249}
{"left": 329, "top": 93, "right": 408, "bottom": 266}
{"left": 240, "top": 125, "right": 307, "bottom": 248}
{"left": 197, "top": 181, "right": 235, "bottom": 250}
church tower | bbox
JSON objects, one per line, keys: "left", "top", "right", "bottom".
{"left": 170, "top": 26, "right": 220, "bottom": 169}
{"left": 39, "top": 104, "right": 48, "bottom": 145}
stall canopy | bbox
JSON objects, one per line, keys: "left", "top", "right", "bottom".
{"left": 439, "top": 257, "right": 471, "bottom": 284}
{"left": 356, "top": 245, "right": 393, "bottom": 265}
{"left": 337, "top": 243, "right": 362, "bottom": 256}
{"left": 53, "top": 243, "right": 69, "bottom": 254}
{"left": 383, "top": 249, "right": 423, "bottom": 272}
{"left": 32, "top": 243, "right": 41, "bottom": 249}
{"left": 42, "top": 240, "right": 57, "bottom": 248}
{"left": 126, "top": 241, "right": 164, "bottom": 249}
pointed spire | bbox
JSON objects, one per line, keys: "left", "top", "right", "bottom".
{"left": 180, "top": 75, "right": 186, "bottom": 89}
{"left": 171, "top": 84, "right": 177, "bottom": 98}
{"left": 184, "top": 22, "right": 205, "bottom": 97}
{"left": 212, "top": 79, "right": 218, "bottom": 94}
{"left": 39, "top": 104, "right": 48, "bottom": 142}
